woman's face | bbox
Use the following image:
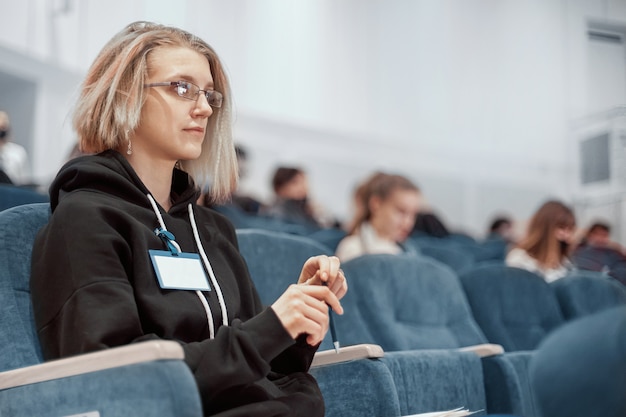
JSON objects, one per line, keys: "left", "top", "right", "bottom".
{"left": 131, "top": 46, "right": 214, "bottom": 164}
{"left": 370, "top": 189, "right": 421, "bottom": 242}
{"left": 277, "top": 173, "right": 309, "bottom": 200}
{"left": 555, "top": 225, "right": 575, "bottom": 244}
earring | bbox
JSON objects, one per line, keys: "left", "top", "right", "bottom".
{"left": 127, "top": 138, "right": 132, "bottom": 155}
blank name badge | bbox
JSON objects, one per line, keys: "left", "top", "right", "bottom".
{"left": 149, "top": 250, "right": 211, "bottom": 291}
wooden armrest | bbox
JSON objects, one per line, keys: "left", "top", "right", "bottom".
{"left": 457, "top": 343, "right": 504, "bottom": 358}
{"left": 0, "top": 340, "right": 184, "bottom": 390}
{"left": 311, "top": 343, "right": 384, "bottom": 368}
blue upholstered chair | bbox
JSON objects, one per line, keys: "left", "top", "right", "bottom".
{"left": 236, "top": 228, "right": 334, "bottom": 306}
{"left": 410, "top": 237, "right": 476, "bottom": 273}
{"left": 550, "top": 271, "right": 626, "bottom": 320}
{"left": 214, "top": 204, "right": 317, "bottom": 235}
{"left": 306, "top": 227, "right": 347, "bottom": 252}
{"left": 0, "top": 184, "right": 48, "bottom": 212}
{"left": 0, "top": 204, "right": 402, "bottom": 417}
{"left": 459, "top": 264, "right": 565, "bottom": 352}
{"left": 337, "top": 254, "right": 487, "bottom": 350}
{"left": 336, "top": 254, "right": 538, "bottom": 416}
{"left": 418, "top": 245, "right": 475, "bottom": 274}
{"left": 530, "top": 306, "right": 626, "bottom": 417}
{"left": 236, "top": 228, "right": 337, "bottom": 351}
{"left": 0, "top": 203, "right": 204, "bottom": 417}
{"left": 310, "top": 357, "right": 402, "bottom": 417}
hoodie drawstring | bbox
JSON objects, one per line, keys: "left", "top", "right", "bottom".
{"left": 147, "top": 194, "right": 227, "bottom": 339}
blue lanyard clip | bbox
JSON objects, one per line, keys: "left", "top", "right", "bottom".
{"left": 155, "top": 228, "right": 180, "bottom": 256}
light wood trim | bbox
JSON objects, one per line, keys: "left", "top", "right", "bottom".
{"left": 457, "top": 343, "right": 505, "bottom": 358}
{"left": 0, "top": 340, "right": 184, "bottom": 390}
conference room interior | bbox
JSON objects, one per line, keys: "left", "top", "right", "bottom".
{"left": 0, "top": 1, "right": 625, "bottom": 417}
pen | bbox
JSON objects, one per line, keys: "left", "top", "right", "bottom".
{"left": 328, "top": 305, "right": 340, "bottom": 354}
{"left": 322, "top": 281, "right": 341, "bottom": 354}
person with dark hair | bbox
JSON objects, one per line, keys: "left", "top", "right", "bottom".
{"left": 572, "top": 221, "right": 626, "bottom": 285}
{"left": 506, "top": 200, "right": 576, "bottom": 282}
{"left": 29, "top": 21, "right": 346, "bottom": 417}
{"left": 262, "top": 166, "right": 330, "bottom": 230}
{"left": 336, "top": 172, "right": 421, "bottom": 262}
{"left": 412, "top": 211, "right": 450, "bottom": 238}
{"left": 229, "top": 144, "right": 264, "bottom": 213}
{"left": 487, "top": 216, "right": 515, "bottom": 243}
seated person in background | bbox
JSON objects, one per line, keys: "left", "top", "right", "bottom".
{"left": 412, "top": 211, "right": 450, "bottom": 238}
{"left": 229, "top": 144, "right": 265, "bottom": 214}
{"left": 487, "top": 216, "right": 515, "bottom": 243}
{"left": 336, "top": 172, "right": 421, "bottom": 262}
{"left": 262, "top": 166, "right": 332, "bottom": 229}
{"left": 30, "top": 21, "right": 347, "bottom": 417}
{"left": 506, "top": 200, "right": 576, "bottom": 282}
{"left": 0, "top": 110, "right": 30, "bottom": 185}
{"left": 572, "top": 221, "right": 626, "bottom": 282}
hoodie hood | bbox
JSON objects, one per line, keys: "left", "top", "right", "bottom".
{"left": 50, "top": 150, "right": 200, "bottom": 213}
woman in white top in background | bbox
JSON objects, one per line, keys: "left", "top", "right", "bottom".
{"left": 336, "top": 172, "right": 421, "bottom": 262}
{"left": 506, "top": 200, "right": 576, "bottom": 282}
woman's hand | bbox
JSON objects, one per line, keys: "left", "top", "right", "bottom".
{"left": 271, "top": 284, "right": 340, "bottom": 345}
{"left": 271, "top": 255, "right": 348, "bottom": 345}
{"left": 297, "top": 255, "right": 348, "bottom": 301}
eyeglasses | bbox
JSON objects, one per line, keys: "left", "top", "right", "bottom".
{"left": 144, "top": 81, "right": 223, "bottom": 108}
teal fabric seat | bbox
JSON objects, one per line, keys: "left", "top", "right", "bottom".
{"left": 550, "top": 271, "right": 626, "bottom": 320}
{"left": 0, "top": 203, "right": 204, "bottom": 417}
{"left": 530, "top": 306, "right": 626, "bottom": 417}
{"left": 337, "top": 254, "right": 486, "bottom": 350}
{"left": 236, "top": 228, "right": 333, "bottom": 306}
{"left": 0, "top": 184, "right": 48, "bottom": 212}
{"left": 336, "top": 254, "right": 539, "bottom": 416}
{"left": 459, "top": 264, "right": 564, "bottom": 351}
{"left": 0, "top": 204, "right": 405, "bottom": 417}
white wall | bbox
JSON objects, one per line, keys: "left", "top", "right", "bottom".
{"left": 0, "top": 0, "right": 625, "bottom": 238}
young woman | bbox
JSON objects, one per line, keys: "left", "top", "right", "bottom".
{"left": 506, "top": 200, "right": 576, "bottom": 282}
{"left": 335, "top": 172, "right": 421, "bottom": 262}
{"left": 30, "top": 21, "right": 346, "bottom": 417}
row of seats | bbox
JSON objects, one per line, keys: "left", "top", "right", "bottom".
{"left": 236, "top": 228, "right": 626, "bottom": 417}
{"left": 0, "top": 203, "right": 486, "bottom": 417}
{"left": 0, "top": 203, "right": 623, "bottom": 417}
{"left": 237, "top": 229, "right": 626, "bottom": 351}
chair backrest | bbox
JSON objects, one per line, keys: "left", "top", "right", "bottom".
{"left": 0, "top": 203, "right": 50, "bottom": 371}
{"left": 0, "top": 184, "right": 49, "bottom": 212}
{"left": 550, "top": 271, "right": 626, "bottom": 320}
{"left": 459, "top": 263, "right": 564, "bottom": 351}
{"left": 236, "top": 229, "right": 332, "bottom": 306}
{"left": 336, "top": 254, "right": 488, "bottom": 351}
{"left": 306, "top": 227, "right": 346, "bottom": 252}
{"left": 530, "top": 306, "right": 626, "bottom": 417}
{"left": 418, "top": 245, "right": 475, "bottom": 274}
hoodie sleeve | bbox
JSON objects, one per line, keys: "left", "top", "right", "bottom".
{"left": 30, "top": 198, "right": 312, "bottom": 399}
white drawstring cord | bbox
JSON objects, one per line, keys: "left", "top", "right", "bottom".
{"left": 188, "top": 203, "right": 229, "bottom": 327}
{"left": 146, "top": 193, "right": 217, "bottom": 339}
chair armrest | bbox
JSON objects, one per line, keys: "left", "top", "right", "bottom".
{"left": 312, "top": 343, "right": 384, "bottom": 368}
{"left": 0, "top": 340, "right": 183, "bottom": 390}
{"left": 457, "top": 343, "right": 504, "bottom": 358}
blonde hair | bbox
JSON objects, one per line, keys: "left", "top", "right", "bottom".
{"left": 348, "top": 172, "right": 420, "bottom": 235}
{"left": 517, "top": 200, "right": 576, "bottom": 268}
{"left": 73, "top": 21, "right": 237, "bottom": 203}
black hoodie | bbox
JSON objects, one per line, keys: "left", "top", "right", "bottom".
{"left": 30, "top": 150, "right": 324, "bottom": 417}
